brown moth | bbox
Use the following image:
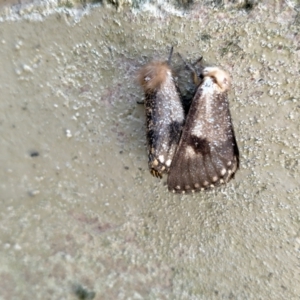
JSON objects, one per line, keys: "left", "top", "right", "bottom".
{"left": 167, "top": 65, "right": 239, "bottom": 193}
{"left": 138, "top": 48, "right": 185, "bottom": 178}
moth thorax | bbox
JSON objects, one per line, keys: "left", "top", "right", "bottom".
{"left": 138, "top": 62, "right": 171, "bottom": 92}
{"left": 202, "top": 67, "right": 231, "bottom": 92}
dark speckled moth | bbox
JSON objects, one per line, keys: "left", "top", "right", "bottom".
{"left": 167, "top": 65, "right": 239, "bottom": 193}
{"left": 138, "top": 48, "right": 185, "bottom": 178}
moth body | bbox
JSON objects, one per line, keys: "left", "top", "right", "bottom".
{"left": 167, "top": 66, "right": 239, "bottom": 193}
{"left": 138, "top": 61, "right": 185, "bottom": 178}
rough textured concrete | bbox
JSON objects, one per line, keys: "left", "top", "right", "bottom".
{"left": 0, "top": 1, "right": 299, "bottom": 299}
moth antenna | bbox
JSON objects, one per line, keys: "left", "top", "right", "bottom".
{"left": 177, "top": 52, "right": 202, "bottom": 85}
{"left": 192, "top": 56, "right": 203, "bottom": 67}
{"left": 167, "top": 46, "right": 174, "bottom": 65}
{"left": 192, "top": 57, "right": 204, "bottom": 75}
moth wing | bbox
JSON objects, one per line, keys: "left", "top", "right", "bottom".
{"left": 145, "top": 75, "right": 185, "bottom": 178}
{"left": 167, "top": 78, "right": 239, "bottom": 193}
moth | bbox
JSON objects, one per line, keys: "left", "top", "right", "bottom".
{"left": 167, "top": 62, "right": 239, "bottom": 193}
{"left": 138, "top": 48, "right": 185, "bottom": 178}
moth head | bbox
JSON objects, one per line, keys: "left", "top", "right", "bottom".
{"left": 138, "top": 62, "right": 171, "bottom": 92}
{"left": 202, "top": 67, "right": 231, "bottom": 92}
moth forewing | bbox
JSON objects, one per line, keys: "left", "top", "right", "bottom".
{"left": 167, "top": 67, "right": 239, "bottom": 193}
{"left": 138, "top": 60, "right": 185, "bottom": 178}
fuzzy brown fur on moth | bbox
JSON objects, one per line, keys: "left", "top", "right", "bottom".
{"left": 167, "top": 59, "right": 239, "bottom": 194}
{"left": 138, "top": 48, "right": 185, "bottom": 178}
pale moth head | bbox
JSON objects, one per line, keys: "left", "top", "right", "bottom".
{"left": 202, "top": 67, "right": 231, "bottom": 92}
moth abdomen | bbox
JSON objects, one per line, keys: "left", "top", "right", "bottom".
{"left": 167, "top": 65, "right": 239, "bottom": 193}
{"left": 138, "top": 53, "right": 185, "bottom": 178}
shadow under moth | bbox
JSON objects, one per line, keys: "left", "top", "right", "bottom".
{"left": 138, "top": 49, "right": 239, "bottom": 193}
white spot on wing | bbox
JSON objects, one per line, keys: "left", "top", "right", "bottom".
{"left": 158, "top": 155, "right": 165, "bottom": 163}
{"left": 212, "top": 176, "right": 218, "bottom": 182}
{"left": 166, "top": 159, "right": 172, "bottom": 167}
{"left": 220, "top": 168, "right": 227, "bottom": 176}
{"left": 152, "top": 159, "right": 159, "bottom": 166}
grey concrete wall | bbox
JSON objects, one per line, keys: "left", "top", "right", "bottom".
{"left": 0, "top": 1, "right": 299, "bottom": 299}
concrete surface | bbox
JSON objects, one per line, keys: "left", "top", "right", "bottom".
{"left": 0, "top": 1, "right": 299, "bottom": 299}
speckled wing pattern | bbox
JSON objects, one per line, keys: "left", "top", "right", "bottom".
{"left": 167, "top": 70, "right": 239, "bottom": 193}
{"left": 139, "top": 62, "right": 185, "bottom": 178}
{"left": 145, "top": 87, "right": 184, "bottom": 177}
